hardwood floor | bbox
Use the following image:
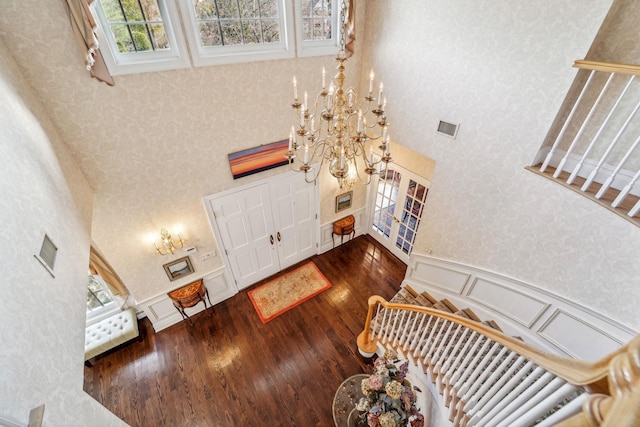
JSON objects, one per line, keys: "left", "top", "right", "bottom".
{"left": 83, "top": 235, "right": 407, "bottom": 427}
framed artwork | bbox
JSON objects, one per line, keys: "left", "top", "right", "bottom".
{"left": 336, "top": 191, "right": 353, "bottom": 212}
{"left": 228, "top": 139, "right": 290, "bottom": 179}
{"left": 163, "top": 256, "right": 194, "bottom": 281}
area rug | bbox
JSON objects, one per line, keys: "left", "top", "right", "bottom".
{"left": 248, "top": 262, "right": 331, "bottom": 323}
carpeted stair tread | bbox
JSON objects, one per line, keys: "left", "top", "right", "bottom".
{"left": 390, "top": 287, "right": 419, "bottom": 305}
{"left": 432, "top": 298, "right": 458, "bottom": 313}
{"left": 455, "top": 308, "right": 482, "bottom": 322}
{"left": 483, "top": 320, "right": 503, "bottom": 332}
{"left": 414, "top": 293, "right": 435, "bottom": 308}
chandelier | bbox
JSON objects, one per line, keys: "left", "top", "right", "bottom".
{"left": 286, "top": 0, "right": 391, "bottom": 188}
{"left": 154, "top": 228, "right": 184, "bottom": 256}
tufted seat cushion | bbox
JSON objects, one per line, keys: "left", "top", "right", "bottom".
{"left": 84, "top": 307, "right": 139, "bottom": 361}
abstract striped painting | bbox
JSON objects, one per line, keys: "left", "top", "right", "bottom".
{"left": 228, "top": 139, "right": 290, "bottom": 179}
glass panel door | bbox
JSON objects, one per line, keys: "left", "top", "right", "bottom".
{"left": 369, "top": 165, "right": 430, "bottom": 263}
{"left": 395, "top": 179, "right": 429, "bottom": 256}
{"left": 372, "top": 168, "right": 402, "bottom": 238}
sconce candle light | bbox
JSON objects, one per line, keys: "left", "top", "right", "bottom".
{"left": 154, "top": 228, "right": 184, "bottom": 256}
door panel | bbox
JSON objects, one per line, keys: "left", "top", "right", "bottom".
{"left": 208, "top": 184, "right": 279, "bottom": 289}
{"left": 206, "top": 171, "right": 318, "bottom": 290}
{"left": 269, "top": 174, "right": 317, "bottom": 269}
{"left": 369, "top": 166, "right": 430, "bottom": 262}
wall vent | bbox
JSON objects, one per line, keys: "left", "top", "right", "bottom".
{"left": 437, "top": 120, "right": 459, "bottom": 139}
{"left": 34, "top": 234, "right": 57, "bottom": 277}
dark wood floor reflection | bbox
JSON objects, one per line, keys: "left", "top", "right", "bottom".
{"left": 83, "top": 235, "right": 406, "bottom": 427}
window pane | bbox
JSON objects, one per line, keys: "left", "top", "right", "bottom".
{"left": 217, "top": 0, "right": 240, "bottom": 18}
{"left": 302, "top": 0, "right": 331, "bottom": 41}
{"left": 199, "top": 22, "right": 223, "bottom": 46}
{"left": 239, "top": 0, "right": 259, "bottom": 18}
{"left": 111, "top": 25, "right": 134, "bottom": 52}
{"left": 195, "top": 0, "right": 219, "bottom": 19}
{"left": 121, "top": 0, "right": 144, "bottom": 21}
{"left": 129, "top": 24, "right": 153, "bottom": 51}
{"left": 87, "top": 275, "right": 115, "bottom": 313}
{"left": 242, "top": 20, "right": 262, "bottom": 43}
{"left": 149, "top": 24, "right": 169, "bottom": 49}
{"left": 100, "top": 0, "right": 170, "bottom": 52}
{"left": 259, "top": 0, "right": 279, "bottom": 18}
{"left": 102, "top": 0, "right": 126, "bottom": 21}
{"left": 140, "top": 0, "right": 162, "bottom": 20}
{"left": 262, "top": 20, "right": 280, "bottom": 43}
{"left": 220, "top": 21, "right": 243, "bottom": 44}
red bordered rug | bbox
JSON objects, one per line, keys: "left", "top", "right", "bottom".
{"left": 247, "top": 262, "right": 332, "bottom": 323}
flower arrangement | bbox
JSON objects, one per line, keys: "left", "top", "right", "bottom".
{"left": 356, "top": 349, "right": 425, "bottom": 427}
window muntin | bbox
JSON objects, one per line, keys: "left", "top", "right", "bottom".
{"left": 296, "top": 0, "right": 338, "bottom": 57}
{"left": 86, "top": 274, "right": 116, "bottom": 316}
{"left": 100, "top": 0, "right": 169, "bottom": 53}
{"left": 93, "top": 0, "right": 337, "bottom": 74}
{"left": 93, "top": 0, "right": 191, "bottom": 74}
{"left": 179, "top": 0, "right": 295, "bottom": 66}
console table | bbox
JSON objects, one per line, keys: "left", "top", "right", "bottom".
{"left": 167, "top": 279, "right": 212, "bottom": 326}
{"left": 332, "top": 214, "right": 356, "bottom": 248}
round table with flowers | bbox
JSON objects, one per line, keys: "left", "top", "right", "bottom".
{"left": 332, "top": 349, "right": 425, "bottom": 427}
{"left": 332, "top": 374, "right": 368, "bottom": 426}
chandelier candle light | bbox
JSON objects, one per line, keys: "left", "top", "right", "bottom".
{"left": 286, "top": 0, "right": 392, "bottom": 188}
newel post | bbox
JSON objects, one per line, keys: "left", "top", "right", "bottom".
{"left": 357, "top": 296, "right": 381, "bottom": 357}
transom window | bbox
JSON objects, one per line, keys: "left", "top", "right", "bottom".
{"left": 93, "top": 0, "right": 339, "bottom": 74}
{"left": 100, "top": 0, "right": 169, "bottom": 53}
{"left": 192, "top": 0, "right": 282, "bottom": 46}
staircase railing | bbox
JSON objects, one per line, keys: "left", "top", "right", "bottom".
{"left": 529, "top": 59, "right": 640, "bottom": 226}
{"left": 357, "top": 295, "right": 640, "bottom": 427}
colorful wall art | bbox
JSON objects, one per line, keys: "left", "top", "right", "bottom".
{"left": 228, "top": 139, "right": 290, "bottom": 179}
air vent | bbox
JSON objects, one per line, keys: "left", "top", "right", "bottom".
{"left": 34, "top": 234, "right": 57, "bottom": 277}
{"left": 437, "top": 120, "right": 459, "bottom": 139}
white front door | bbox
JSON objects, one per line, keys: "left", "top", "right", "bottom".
{"left": 208, "top": 183, "right": 280, "bottom": 290}
{"left": 369, "top": 165, "right": 430, "bottom": 262}
{"left": 205, "top": 171, "right": 318, "bottom": 290}
{"left": 269, "top": 175, "right": 317, "bottom": 269}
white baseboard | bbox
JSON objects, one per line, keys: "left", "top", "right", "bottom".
{"left": 136, "top": 266, "right": 237, "bottom": 332}
{"left": 318, "top": 207, "right": 367, "bottom": 254}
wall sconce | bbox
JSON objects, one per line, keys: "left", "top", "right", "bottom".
{"left": 154, "top": 228, "right": 184, "bottom": 256}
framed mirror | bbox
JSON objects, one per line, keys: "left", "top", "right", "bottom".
{"left": 163, "top": 256, "right": 194, "bottom": 281}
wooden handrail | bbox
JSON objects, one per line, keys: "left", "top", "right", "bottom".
{"left": 358, "top": 295, "right": 640, "bottom": 426}
{"left": 573, "top": 59, "right": 640, "bottom": 75}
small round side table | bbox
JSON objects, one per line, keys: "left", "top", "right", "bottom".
{"left": 332, "top": 374, "right": 368, "bottom": 426}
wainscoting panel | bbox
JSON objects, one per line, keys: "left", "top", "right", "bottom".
{"left": 467, "top": 277, "right": 550, "bottom": 328}
{"left": 137, "top": 266, "right": 237, "bottom": 332}
{"left": 404, "top": 254, "right": 637, "bottom": 361}
{"left": 537, "top": 309, "right": 625, "bottom": 359}
{"left": 411, "top": 261, "right": 471, "bottom": 294}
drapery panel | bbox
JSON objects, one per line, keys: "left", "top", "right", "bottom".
{"left": 63, "top": 0, "right": 114, "bottom": 85}
{"left": 89, "top": 245, "right": 130, "bottom": 308}
{"left": 345, "top": 0, "right": 356, "bottom": 58}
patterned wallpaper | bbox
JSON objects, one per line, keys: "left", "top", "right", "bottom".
{"left": 0, "top": 38, "right": 126, "bottom": 426}
{"left": 360, "top": 0, "right": 640, "bottom": 331}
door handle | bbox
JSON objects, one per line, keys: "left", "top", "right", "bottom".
{"left": 270, "top": 235, "right": 274, "bottom": 245}
{"left": 277, "top": 232, "right": 281, "bottom": 242}
{"left": 393, "top": 217, "right": 400, "bottom": 223}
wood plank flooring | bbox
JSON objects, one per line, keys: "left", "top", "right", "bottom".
{"left": 83, "top": 235, "right": 407, "bottom": 427}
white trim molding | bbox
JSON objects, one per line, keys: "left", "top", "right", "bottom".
{"left": 404, "top": 254, "right": 637, "bottom": 361}
{"left": 137, "top": 266, "right": 236, "bottom": 332}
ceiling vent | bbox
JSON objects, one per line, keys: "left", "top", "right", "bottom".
{"left": 437, "top": 120, "right": 459, "bottom": 139}
{"left": 34, "top": 234, "right": 57, "bottom": 277}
